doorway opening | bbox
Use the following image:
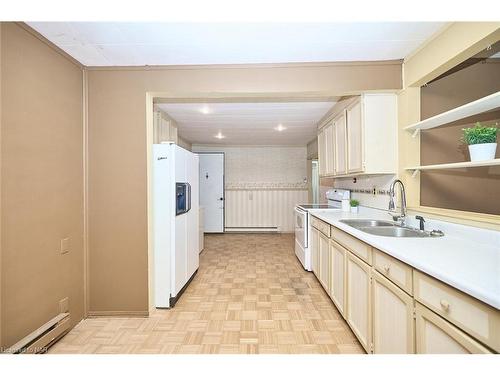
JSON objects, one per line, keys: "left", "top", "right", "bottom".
{"left": 146, "top": 92, "right": 339, "bottom": 311}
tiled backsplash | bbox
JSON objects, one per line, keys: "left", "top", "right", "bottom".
{"left": 320, "top": 174, "right": 396, "bottom": 210}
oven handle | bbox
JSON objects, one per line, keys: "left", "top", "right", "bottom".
{"left": 294, "top": 206, "right": 305, "bottom": 215}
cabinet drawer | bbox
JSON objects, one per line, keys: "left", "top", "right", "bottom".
{"left": 331, "top": 227, "right": 371, "bottom": 265}
{"left": 373, "top": 249, "right": 413, "bottom": 295}
{"left": 311, "top": 217, "right": 330, "bottom": 237}
{"left": 414, "top": 271, "right": 500, "bottom": 352}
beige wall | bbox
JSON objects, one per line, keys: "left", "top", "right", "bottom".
{"left": 420, "top": 60, "right": 500, "bottom": 215}
{"left": 87, "top": 61, "right": 402, "bottom": 313}
{"left": 0, "top": 23, "right": 84, "bottom": 347}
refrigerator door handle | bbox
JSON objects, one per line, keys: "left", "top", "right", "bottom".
{"left": 186, "top": 182, "right": 191, "bottom": 213}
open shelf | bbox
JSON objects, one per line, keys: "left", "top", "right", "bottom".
{"left": 404, "top": 91, "right": 500, "bottom": 132}
{"left": 405, "top": 158, "right": 500, "bottom": 176}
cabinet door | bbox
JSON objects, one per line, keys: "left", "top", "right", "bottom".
{"left": 317, "top": 130, "right": 326, "bottom": 176}
{"left": 319, "top": 233, "right": 330, "bottom": 292}
{"left": 311, "top": 228, "right": 320, "bottom": 276}
{"left": 347, "top": 100, "right": 363, "bottom": 173}
{"left": 329, "top": 240, "right": 346, "bottom": 317}
{"left": 346, "top": 251, "right": 372, "bottom": 352}
{"left": 324, "top": 122, "right": 335, "bottom": 175}
{"left": 372, "top": 272, "right": 415, "bottom": 354}
{"left": 334, "top": 113, "right": 347, "bottom": 175}
{"left": 415, "top": 303, "right": 492, "bottom": 354}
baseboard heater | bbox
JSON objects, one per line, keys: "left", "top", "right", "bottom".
{"left": 6, "top": 313, "right": 70, "bottom": 354}
{"left": 225, "top": 226, "right": 279, "bottom": 233}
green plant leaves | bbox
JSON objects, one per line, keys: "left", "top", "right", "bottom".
{"left": 462, "top": 122, "right": 498, "bottom": 145}
{"left": 350, "top": 199, "right": 359, "bottom": 207}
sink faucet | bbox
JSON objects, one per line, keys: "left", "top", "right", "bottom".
{"left": 388, "top": 179, "right": 407, "bottom": 225}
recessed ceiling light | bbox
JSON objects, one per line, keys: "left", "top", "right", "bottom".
{"left": 275, "top": 124, "right": 286, "bottom": 131}
{"left": 200, "top": 105, "right": 211, "bottom": 115}
{"left": 214, "top": 132, "right": 225, "bottom": 139}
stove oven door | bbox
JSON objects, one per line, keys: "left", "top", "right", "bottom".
{"left": 294, "top": 207, "right": 307, "bottom": 248}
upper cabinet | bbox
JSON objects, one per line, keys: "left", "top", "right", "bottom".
{"left": 318, "top": 121, "right": 335, "bottom": 175}
{"left": 154, "top": 111, "right": 179, "bottom": 144}
{"left": 346, "top": 100, "right": 363, "bottom": 173}
{"left": 334, "top": 113, "right": 347, "bottom": 175}
{"left": 318, "top": 93, "right": 398, "bottom": 177}
{"left": 317, "top": 127, "right": 327, "bottom": 176}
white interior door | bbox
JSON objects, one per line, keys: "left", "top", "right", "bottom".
{"left": 198, "top": 153, "right": 224, "bottom": 233}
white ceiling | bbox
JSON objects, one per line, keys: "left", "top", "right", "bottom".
{"left": 27, "top": 22, "right": 446, "bottom": 66}
{"left": 157, "top": 101, "right": 335, "bottom": 145}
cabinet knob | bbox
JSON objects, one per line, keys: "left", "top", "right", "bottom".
{"left": 383, "top": 264, "right": 390, "bottom": 273}
{"left": 440, "top": 299, "right": 450, "bottom": 312}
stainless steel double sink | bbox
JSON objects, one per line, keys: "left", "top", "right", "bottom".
{"left": 339, "top": 219, "right": 432, "bottom": 238}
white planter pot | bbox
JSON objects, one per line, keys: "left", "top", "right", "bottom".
{"left": 468, "top": 143, "right": 497, "bottom": 161}
{"left": 350, "top": 206, "right": 359, "bottom": 214}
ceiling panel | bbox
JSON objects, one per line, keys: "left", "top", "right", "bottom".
{"left": 157, "top": 101, "right": 335, "bottom": 145}
{"left": 27, "top": 22, "right": 447, "bottom": 66}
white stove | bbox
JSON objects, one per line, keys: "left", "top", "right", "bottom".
{"left": 294, "top": 189, "right": 350, "bottom": 271}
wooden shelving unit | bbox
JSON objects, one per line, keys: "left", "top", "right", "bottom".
{"left": 405, "top": 91, "right": 500, "bottom": 177}
{"left": 405, "top": 158, "right": 500, "bottom": 177}
{"left": 404, "top": 91, "right": 500, "bottom": 133}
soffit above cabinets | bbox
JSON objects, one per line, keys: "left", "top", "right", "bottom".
{"left": 156, "top": 101, "right": 336, "bottom": 146}
{"left": 26, "top": 22, "right": 447, "bottom": 66}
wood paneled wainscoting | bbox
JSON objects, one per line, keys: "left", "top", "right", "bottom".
{"left": 225, "top": 188, "right": 308, "bottom": 232}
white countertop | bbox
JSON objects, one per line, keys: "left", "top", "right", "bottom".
{"left": 308, "top": 207, "right": 500, "bottom": 309}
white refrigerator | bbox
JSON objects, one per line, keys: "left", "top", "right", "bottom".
{"left": 153, "top": 143, "right": 199, "bottom": 308}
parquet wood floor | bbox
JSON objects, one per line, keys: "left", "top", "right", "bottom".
{"left": 49, "top": 234, "right": 364, "bottom": 354}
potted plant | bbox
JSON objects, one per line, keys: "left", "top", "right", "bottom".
{"left": 350, "top": 199, "right": 360, "bottom": 214}
{"left": 462, "top": 122, "right": 498, "bottom": 161}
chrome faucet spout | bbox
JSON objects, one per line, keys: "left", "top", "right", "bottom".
{"left": 388, "top": 179, "right": 407, "bottom": 225}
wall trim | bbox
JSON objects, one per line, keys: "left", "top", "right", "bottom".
{"left": 0, "top": 22, "right": 3, "bottom": 348}
{"left": 146, "top": 92, "right": 155, "bottom": 315}
{"left": 82, "top": 68, "right": 90, "bottom": 318}
{"left": 87, "top": 59, "right": 403, "bottom": 71}
{"left": 192, "top": 143, "right": 310, "bottom": 148}
{"left": 87, "top": 311, "right": 149, "bottom": 318}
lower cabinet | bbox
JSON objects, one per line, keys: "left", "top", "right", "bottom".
{"left": 329, "top": 240, "right": 346, "bottom": 317}
{"left": 318, "top": 232, "right": 330, "bottom": 292}
{"left": 372, "top": 271, "right": 415, "bottom": 353}
{"left": 309, "top": 215, "right": 498, "bottom": 354}
{"left": 346, "top": 251, "right": 372, "bottom": 352}
{"left": 311, "top": 227, "right": 319, "bottom": 277}
{"left": 415, "top": 302, "right": 492, "bottom": 354}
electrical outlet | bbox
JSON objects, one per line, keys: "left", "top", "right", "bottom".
{"left": 59, "top": 297, "right": 69, "bottom": 313}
